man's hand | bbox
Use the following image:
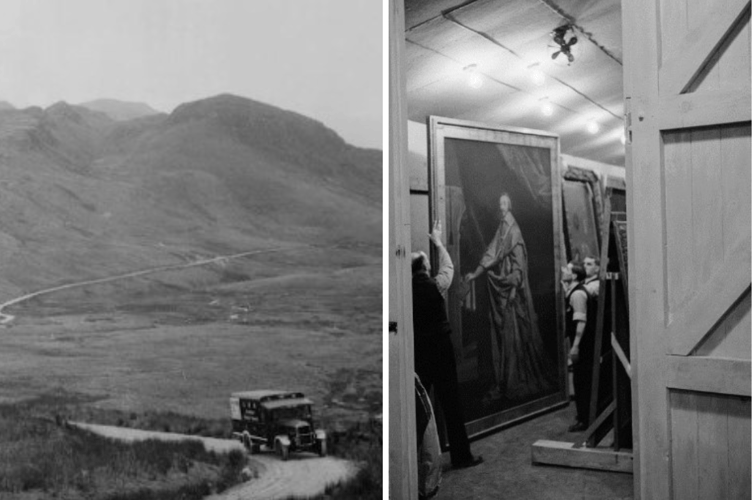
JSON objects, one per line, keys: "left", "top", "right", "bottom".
{"left": 428, "top": 220, "right": 443, "bottom": 246}
{"left": 569, "top": 345, "right": 580, "bottom": 363}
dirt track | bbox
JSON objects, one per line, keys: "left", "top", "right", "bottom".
{"left": 0, "top": 245, "right": 304, "bottom": 324}
{"left": 72, "top": 422, "right": 358, "bottom": 500}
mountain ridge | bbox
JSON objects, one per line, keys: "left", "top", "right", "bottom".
{"left": 79, "top": 98, "right": 162, "bottom": 121}
{"left": 0, "top": 94, "right": 381, "bottom": 298}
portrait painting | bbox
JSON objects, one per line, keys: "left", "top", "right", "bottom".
{"left": 428, "top": 116, "right": 568, "bottom": 438}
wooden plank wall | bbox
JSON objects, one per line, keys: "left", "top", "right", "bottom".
{"left": 663, "top": 121, "right": 752, "bottom": 349}
{"left": 660, "top": 3, "right": 751, "bottom": 355}
{"left": 670, "top": 391, "right": 751, "bottom": 500}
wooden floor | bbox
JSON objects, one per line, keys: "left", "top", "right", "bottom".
{"left": 432, "top": 404, "right": 634, "bottom": 500}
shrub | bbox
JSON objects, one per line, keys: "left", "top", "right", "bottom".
{"left": 216, "top": 449, "right": 246, "bottom": 492}
{"left": 0, "top": 401, "right": 246, "bottom": 499}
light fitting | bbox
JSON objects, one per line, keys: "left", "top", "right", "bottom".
{"left": 464, "top": 64, "right": 483, "bottom": 89}
{"left": 550, "top": 25, "right": 578, "bottom": 65}
{"left": 530, "top": 69, "right": 545, "bottom": 86}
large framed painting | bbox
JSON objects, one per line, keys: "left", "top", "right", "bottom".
{"left": 428, "top": 116, "right": 568, "bottom": 439}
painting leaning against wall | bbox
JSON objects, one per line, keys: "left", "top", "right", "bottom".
{"left": 428, "top": 116, "right": 569, "bottom": 439}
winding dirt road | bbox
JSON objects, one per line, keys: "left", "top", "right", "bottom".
{"left": 12, "top": 245, "right": 362, "bottom": 498}
{"left": 72, "top": 422, "right": 358, "bottom": 500}
{"left": 0, "top": 245, "right": 306, "bottom": 324}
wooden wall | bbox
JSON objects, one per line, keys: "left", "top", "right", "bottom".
{"left": 669, "top": 391, "right": 751, "bottom": 500}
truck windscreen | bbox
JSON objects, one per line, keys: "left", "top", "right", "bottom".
{"left": 273, "top": 406, "right": 310, "bottom": 420}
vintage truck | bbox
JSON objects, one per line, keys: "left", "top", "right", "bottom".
{"left": 230, "top": 390, "right": 327, "bottom": 460}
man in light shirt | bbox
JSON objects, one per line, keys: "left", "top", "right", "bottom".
{"left": 583, "top": 256, "right": 600, "bottom": 298}
{"left": 563, "top": 263, "right": 596, "bottom": 432}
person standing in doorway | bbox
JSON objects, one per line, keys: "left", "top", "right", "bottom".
{"left": 412, "top": 220, "right": 483, "bottom": 470}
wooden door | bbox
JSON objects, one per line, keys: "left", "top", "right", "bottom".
{"left": 389, "top": 0, "right": 418, "bottom": 498}
{"left": 623, "top": 1, "right": 751, "bottom": 499}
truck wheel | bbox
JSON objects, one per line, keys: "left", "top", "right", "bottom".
{"left": 318, "top": 439, "right": 327, "bottom": 457}
{"left": 276, "top": 441, "right": 289, "bottom": 461}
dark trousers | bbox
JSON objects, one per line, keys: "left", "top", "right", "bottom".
{"left": 572, "top": 356, "right": 593, "bottom": 425}
{"left": 415, "top": 335, "right": 473, "bottom": 466}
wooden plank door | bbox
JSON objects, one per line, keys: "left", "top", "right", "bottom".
{"left": 622, "top": 1, "right": 751, "bottom": 499}
{"left": 389, "top": 0, "right": 418, "bottom": 498}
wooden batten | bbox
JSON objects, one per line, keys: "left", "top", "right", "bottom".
{"left": 659, "top": 0, "right": 750, "bottom": 95}
{"left": 667, "top": 251, "right": 751, "bottom": 356}
{"left": 532, "top": 439, "right": 633, "bottom": 474}
{"left": 657, "top": 89, "right": 752, "bottom": 130}
{"left": 612, "top": 333, "right": 632, "bottom": 379}
{"left": 666, "top": 356, "right": 751, "bottom": 397}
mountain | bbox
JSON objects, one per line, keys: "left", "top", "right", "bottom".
{"left": 0, "top": 94, "right": 382, "bottom": 298}
{"left": 79, "top": 98, "right": 161, "bottom": 121}
{"left": 0, "top": 101, "right": 14, "bottom": 111}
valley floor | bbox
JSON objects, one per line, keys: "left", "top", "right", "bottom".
{"left": 0, "top": 260, "right": 382, "bottom": 498}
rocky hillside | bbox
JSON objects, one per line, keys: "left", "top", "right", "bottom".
{"left": 0, "top": 95, "right": 381, "bottom": 298}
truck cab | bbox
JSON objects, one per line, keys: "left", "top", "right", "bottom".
{"left": 230, "top": 390, "right": 327, "bottom": 460}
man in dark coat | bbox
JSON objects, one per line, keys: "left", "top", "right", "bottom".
{"left": 412, "top": 221, "right": 482, "bottom": 469}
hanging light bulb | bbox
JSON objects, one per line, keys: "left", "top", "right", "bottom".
{"left": 587, "top": 121, "right": 600, "bottom": 134}
{"left": 530, "top": 69, "right": 545, "bottom": 86}
{"left": 464, "top": 64, "right": 483, "bottom": 89}
{"left": 468, "top": 73, "right": 483, "bottom": 89}
{"left": 541, "top": 102, "right": 554, "bottom": 116}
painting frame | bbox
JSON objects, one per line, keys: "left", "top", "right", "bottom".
{"left": 561, "top": 164, "right": 602, "bottom": 264}
{"left": 427, "top": 116, "right": 568, "bottom": 439}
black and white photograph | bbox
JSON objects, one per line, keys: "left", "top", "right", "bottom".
{"left": 0, "top": 1, "right": 383, "bottom": 499}
{"left": 389, "top": 0, "right": 751, "bottom": 499}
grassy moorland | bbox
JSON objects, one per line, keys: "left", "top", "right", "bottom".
{"left": 0, "top": 253, "right": 382, "bottom": 498}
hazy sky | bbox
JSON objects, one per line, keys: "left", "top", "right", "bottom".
{"left": 0, "top": 0, "right": 383, "bottom": 149}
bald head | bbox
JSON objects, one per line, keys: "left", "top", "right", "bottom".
{"left": 411, "top": 251, "right": 430, "bottom": 275}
